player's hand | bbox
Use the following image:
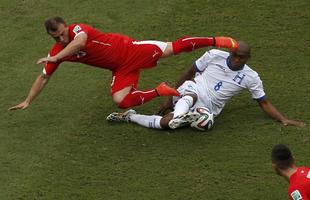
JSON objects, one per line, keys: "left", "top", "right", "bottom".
{"left": 8, "top": 101, "right": 30, "bottom": 111}
{"left": 281, "top": 119, "right": 305, "bottom": 127}
{"left": 36, "top": 56, "right": 58, "bottom": 64}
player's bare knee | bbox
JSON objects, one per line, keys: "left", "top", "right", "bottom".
{"left": 160, "top": 113, "right": 173, "bottom": 129}
{"left": 162, "top": 42, "right": 174, "bottom": 57}
{"left": 112, "top": 86, "right": 132, "bottom": 104}
{"left": 112, "top": 94, "right": 124, "bottom": 105}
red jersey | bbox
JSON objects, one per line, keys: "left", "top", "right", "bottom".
{"left": 44, "top": 24, "right": 162, "bottom": 76}
{"left": 288, "top": 167, "right": 310, "bottom": 200}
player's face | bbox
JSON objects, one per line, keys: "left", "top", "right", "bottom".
{"left": 229, "top": 50, "right": 250, "bottom": 70}
{"left": 49, "top": 23, "right": 69, "bottom": 46}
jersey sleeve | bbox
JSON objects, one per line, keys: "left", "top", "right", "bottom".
{"left": 194, "top": 50, "right": 214, "bottom": 72}
{"left": 289, "top": 188, "right": 310, "bottom": 200}
{"left": 247, "top": 73, "right": 266, "bottom": 101}
{"left": 70, "top": 24, "right": 90, "bottom": 40}
{"left": 43, "top": 43, "right": 63, "bottom": 76}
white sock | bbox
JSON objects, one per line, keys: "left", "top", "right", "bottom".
{"left": 130, "top": 114, "right": 162, "bottom": 129}
{"left": 173, "top": 95, "right": 194, "bottom": 118}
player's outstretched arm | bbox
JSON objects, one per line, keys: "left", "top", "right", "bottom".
{"left": 258, "top": 99, "right": 305, "bottom": 127}
{"left": 37, "top": 33, "right": 87, "bottom": 64}
{"left": 9, "top": 74, "right": 50, "bottom": 111}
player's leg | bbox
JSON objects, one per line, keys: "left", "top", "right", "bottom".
{"left": 106, "top": 109, "right": 173, "bottom": 129}
{"left": 167, "top": 81, "right": 201, "bottom": 129}
{"left": 116, "top": 83, "right": 180, "bottom": 109}
{"left": 162, "top": 36, "right": 238, "bottom": 57}
{"left": 129, "top": 113, "right": 173, "bottom": 129}
{"left": 173, "top": 93, "right": 197, "bottom": 118}
{"left": 107, "top": 104, "right": 201, "bottom": 130}
{"left": 129, "top": 38, "right": 237, "bottom": 65}
{"left": 171, "top": 80, "right": 199, "bottom": 117}
{"left": 111, "top": 71, "right": 179, "bottom": 109}
{"left": 112, "top": 86, "right": 132, "bottom": 105}
{"left": 168, "top": 93, "right": 201, "bottom": 129}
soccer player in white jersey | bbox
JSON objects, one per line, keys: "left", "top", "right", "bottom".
{"left": 107, "top": 41, "right": 305, "bottom": 129}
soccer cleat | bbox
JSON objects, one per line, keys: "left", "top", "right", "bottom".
{"left": 155, "top": 82, "right": 180, "bottom": 97}
{"left": 168, "top": 111, "right": 201, "bottom": 129}
{"left": 106, "top": 109, "right": 137, "bottom": 122}
{"left": 214, "top": 36, "right": 238, "bottom": 50}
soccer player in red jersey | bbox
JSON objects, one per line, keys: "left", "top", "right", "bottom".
{"left": 9, "top": 16, "right": 238, "bottom": 111}
{"left": 272, "top": 144, "right": 310, "bottom": 200}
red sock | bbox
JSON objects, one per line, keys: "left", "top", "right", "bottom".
{"left": 118, "top": 89, "right": 159, "bottom": 109}
{"left": 172, "top": 36, "right": 215, "bottom": 55}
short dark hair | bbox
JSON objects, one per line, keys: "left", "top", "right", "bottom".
{"left": 271, "top": 144, "right": 294, "bottom": 170}
{"left": 44, "top": 17, "right": 66, "bottom": 33}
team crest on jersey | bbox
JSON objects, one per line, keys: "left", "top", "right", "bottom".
{"left": 291, "top": 190, "right": 302, "bottom": 200}
{"left": 233, "top": 72, "right": 246, "bottom": 85}
{"left": 73, "top": 25, "right": 82, "bottom": 35}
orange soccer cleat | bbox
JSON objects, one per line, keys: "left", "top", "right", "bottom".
{"left": 155, "top": 82, "right": 180, "bottom": 97}
{"left": 214, "top": 36, "right": 238, "bottom": 51}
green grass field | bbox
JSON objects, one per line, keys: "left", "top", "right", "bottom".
{"left": 1, "top": 0, "right": 309, "bottom": 199}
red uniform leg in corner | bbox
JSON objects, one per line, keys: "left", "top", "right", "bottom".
{"left": 172, "top": 36, "right": 238, "bottom": 55}
{"left": 117, "top": 83, "right": 179, "bottom": 109}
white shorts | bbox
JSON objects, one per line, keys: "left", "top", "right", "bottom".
{"left": 177, "top": 80, "right": 198, "bottom": 95}
{"left": 173, "top": 80, "right": 198, "bottom": 104}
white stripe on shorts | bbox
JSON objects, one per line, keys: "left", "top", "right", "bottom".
{"left": 132, "top": 40, "right": 168, "bottom": 53}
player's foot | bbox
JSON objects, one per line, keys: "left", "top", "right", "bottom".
{"left": 168, "top": 111, "right": 201, "bottom": 129}
{"left": 106, "top": 109, "right": 137, "bottom": 122}
{"left": 155, "top": 82, "right": 180, "bottom": 97}
{"left": 214, "top": 36, "right": 238, "bottom": 50}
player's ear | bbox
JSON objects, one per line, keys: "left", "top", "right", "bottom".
{"left": 271, "top": 163, "right": 277, "bottom": 172}
{"left": 60, "top": 21, "right": 67, "bottom": 28}
{"left": 292, "top": 155, "right": 296, "bottom": 164}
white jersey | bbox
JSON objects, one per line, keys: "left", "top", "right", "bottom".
{"left": 192, "top": 49, "right": 266, "bottom": 116}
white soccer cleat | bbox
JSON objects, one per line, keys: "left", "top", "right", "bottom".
{"left": 168, "top": 111, "right": 201, "bottom": 129}
{"left": 106, "top": 109, "right": 137, "bottom": 122}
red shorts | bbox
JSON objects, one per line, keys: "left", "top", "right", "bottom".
{"left": 110, "top": 42, "right": 164, "bottom": 95}
{"left": 110, "top": 70, "right": 140, "bottom": 95}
